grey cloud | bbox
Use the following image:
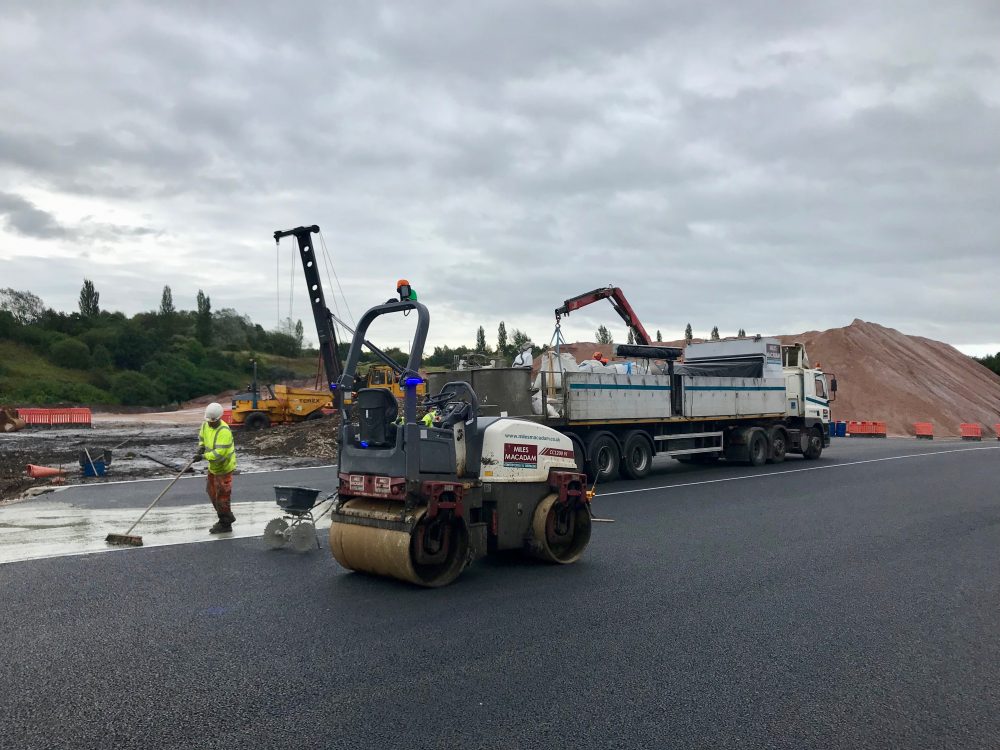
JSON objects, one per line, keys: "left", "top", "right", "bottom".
{"left": 0, "top": 191, "right": 71, "bottom": 239}
{"left": 1, "top": 1, "right": 999, "bottom": 350}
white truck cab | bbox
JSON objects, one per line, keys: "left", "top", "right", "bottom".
{"left": 782, "top": 343, "right": 835, "bottom": 425}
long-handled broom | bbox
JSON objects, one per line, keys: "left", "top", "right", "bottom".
{"left": 106, "top": 458, "right": 196, "bottom": 547}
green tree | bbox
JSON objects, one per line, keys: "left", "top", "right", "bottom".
{"left": 159, "top": 285, "right": 175, "bottom": 316}
{"left": 476, "top": 326, "right": 488, "bottom": 353}
{"left": 710, "top": 326, "right": 720, "bottom": 340}
{"left": 738, "top": 328, "right": 746, "bottom": 337}
{"left": 656, "top": 329, "right": 662, "bottom": 342}
{"left": 112, "top": 371, "right": 165, "bottom": 406}
{"left": 0, "top": 288, "right": 45, "bottom": 324}
{"left": 497, "top": 321, "right": 508, "bottom": 357}
{"left": 50, "top": 338, "right": 91, "bottom": 369}
{"left": 596, "top": 325, "right": 613, "bottom": 345}
{"left": 196, "top": 289, "right": 212, "bottom": 346}
{"left": 78, "top": 279, "right": 100, "bottom": 317}
{"left": 684, "top": 323, "right": 693, "bottom": 343}
{"left": 91, "top": 344, "right": 113, "bottom": 369}
{"left": 510, "top": 329, "right": 533, "bottom": 353}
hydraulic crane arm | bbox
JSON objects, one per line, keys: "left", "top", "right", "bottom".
{"left": 274, "top": 225, "right": 343, "bottom": 402}
{"left": 554, "top": 286, "right": 653, "bottom": 345}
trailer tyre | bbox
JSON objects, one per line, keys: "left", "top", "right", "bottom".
{"left": 244, "top": 412, "right": 271, "bottom": 430}
{"left": 566, "top": 433, "right": 587, "bottom": 474}
{"left": 802, "top": 427, "right": 824, "bottom": 460}
{"left": 747, "top": 429, "right": 768, "bottom": 467}
{"left": 767, "top": 428, "right": 787, "bottom": 464}
{"left": 587, "top": 434, "right": 620, "bottom": 484}
{"left": 621, "top": 431, "right": 653, "bottom": 480}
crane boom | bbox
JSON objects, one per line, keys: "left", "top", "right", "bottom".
{"left": 554, "top": 286, "right": 653, "bottom": 345}
{"left": 273, "top": 225, "right": 343, "bottom": 405}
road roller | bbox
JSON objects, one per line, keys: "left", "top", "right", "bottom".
{"left": 328, "top": 296, "right": 593, "bottom": 587}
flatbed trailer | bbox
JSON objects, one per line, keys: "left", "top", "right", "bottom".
{"left": 430, "top": 338, "right": 835, "bottom": 482}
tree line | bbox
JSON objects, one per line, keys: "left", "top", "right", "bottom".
{"left": 0, "top": 282, "right": 310, "bottom": 407}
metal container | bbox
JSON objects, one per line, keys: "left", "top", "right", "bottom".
{"left": 427, "top": 368, "right": 533, "bottom": 416}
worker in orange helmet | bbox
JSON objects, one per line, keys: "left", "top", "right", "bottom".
{"left": 593, "top": 351, "right": 609, "bottom": 365}
{"left": 396, "top": 279, "right": 418, "bottom": 301}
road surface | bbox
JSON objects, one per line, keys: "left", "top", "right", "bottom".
{"left": 3, "top": 439, "right": 999, "bottom": 749}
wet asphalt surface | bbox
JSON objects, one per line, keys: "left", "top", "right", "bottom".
{"left": 3, "top": 438, "right": 1000, "bottom": 749}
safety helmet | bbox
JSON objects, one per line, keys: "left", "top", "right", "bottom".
{"left": 204, "top": 402, "right": 224, "bottom": 421}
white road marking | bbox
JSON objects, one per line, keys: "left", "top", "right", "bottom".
{"left": 596, "top": 445, "right": 1000, "bottom": 498}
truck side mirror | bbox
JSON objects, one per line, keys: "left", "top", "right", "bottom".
{"left": 830, "top": 378, "right": 838, "bottom": 393}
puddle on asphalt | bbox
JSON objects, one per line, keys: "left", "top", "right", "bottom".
{"left": 0, "top": 499, "right": 326, "bottom": 564}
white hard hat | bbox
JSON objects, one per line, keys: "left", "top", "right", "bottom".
{"left": 204, "top": 402, "right": 224, "bottom": 421}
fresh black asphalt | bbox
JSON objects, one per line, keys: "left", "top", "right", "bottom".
{"left": 3, "top": 439, "right": 999, "bottom": 749}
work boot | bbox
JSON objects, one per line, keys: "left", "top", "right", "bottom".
{"left": 209, "top": 518, "right": 233, "bottom": 534}
{"left": 222, "top": 511, "right": 236, "bottom": 525}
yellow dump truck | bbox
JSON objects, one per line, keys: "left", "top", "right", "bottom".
{"left": 363, "top": 364, "right": 427, "bottom": 398}
{"left": 230, "top": 384, "right": 332, "bottom": 430}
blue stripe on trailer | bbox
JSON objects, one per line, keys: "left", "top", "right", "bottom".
{"left": 805, "top": 396, "right": 829, "bottom": 406}
{"left": 568, "top": 383, "right": 672, "bottom": 391}
{"left": 685, "top": 386, "right": 785, "bottom": 392}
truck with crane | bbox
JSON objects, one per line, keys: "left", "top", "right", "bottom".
{"left": 432, "top": 286, "right": 836, "bottom": 483}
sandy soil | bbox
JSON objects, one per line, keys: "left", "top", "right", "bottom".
{"left": 782, "top": 319, "right": 1000, "bottom": 437}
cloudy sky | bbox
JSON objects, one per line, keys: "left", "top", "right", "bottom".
{"left": 2, "top": 1, "right": 998, "bottom": 354}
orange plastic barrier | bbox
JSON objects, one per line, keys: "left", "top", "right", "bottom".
{"left": 25, "top": 464, "right": 67, "bottom": 478}
{"left": 914, "top": 422, "right": 933, "bottom": 439}
{"left": 960, "top": 423, "right": 982, "bottom": 441}
{"left": 222, "top": 409, "right": 232, "bottom": 423}
{"left": 848, "top": 420, "right": 887, "bottom": 437}
{"left": 15, "top": 408, "right": 92, "bottom": 426}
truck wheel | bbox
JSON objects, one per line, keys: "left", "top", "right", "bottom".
{"left": 802, "top": 428, "right": 824, "bottom": 460}
{"left": 244, "top": 412, "right": 271, "bottom": 430}
{"left": 566, "top": 433, "right": 587, "bottom": 474}
{"left": 747, "top": 429, "right": 768, "bottom": 467}
{"left": 587, "top": 434, "right": 620, "bottom": 484}
{"left": 621, "top": 431, "right": 652, "bottom": 480}
{"left": 767, "top": 428, "right": 787, "bottom": 464}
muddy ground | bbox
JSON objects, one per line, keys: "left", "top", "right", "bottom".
{"left": 0, "top": 415, "right": 340, "bottom": 504}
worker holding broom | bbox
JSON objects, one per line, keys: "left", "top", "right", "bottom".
{"left": 194, "top": 402, "right": 237, "bottom": 534}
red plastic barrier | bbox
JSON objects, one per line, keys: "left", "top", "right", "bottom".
{"left": 914, "top": 422, "right": 934, "bottom": 439}
{"left": 222, "top": 409, "right": 233, "bottom": 423}
{"left": 848, "top": 420, "right": 886, "bottom": 437}
{"left": 16, "top": 408, "right": 92, "bottom": 426}
{"left": 960, "top": 423, "right": 982, "bottom": 441}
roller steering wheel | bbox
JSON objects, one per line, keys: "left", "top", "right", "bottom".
{"left": 422, "top": 388, "right": 461, "bottom": 411}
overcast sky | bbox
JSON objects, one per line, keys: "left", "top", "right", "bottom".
{"left": 2, "top": 1, "right": 998, "bottom": 354}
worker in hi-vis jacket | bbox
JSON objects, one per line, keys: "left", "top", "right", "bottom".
{"left": 193, "top": 402, "right": 237, "bottom": 534}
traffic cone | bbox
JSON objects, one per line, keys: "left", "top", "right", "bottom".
{"left": 25, "top": 464, "right": 67, "bottom": 479}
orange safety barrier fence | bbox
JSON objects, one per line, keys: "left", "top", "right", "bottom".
{"left": 960, "top": 423, "right": 982, "bottom": 441}
{"left": 16, "top": 408, "right": 92, "bottom": 426}
{"left": 914, "top": 422, "right": 934, "bottom": 439}
{"left": 848, "top": 420, "right": 886, "bottom": 437}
